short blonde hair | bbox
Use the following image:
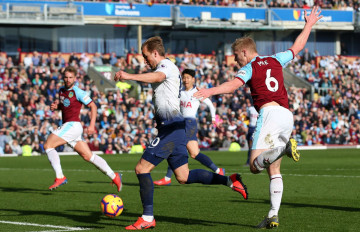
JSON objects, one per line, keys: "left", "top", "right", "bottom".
{"left": 231, "top": 36, "right": 257, "bottom": 53}
{"left": 64, "top": 66, "right": 77, "bottom": 76}
{"left": 142, "top": 36, "right": 165, "bottom": 56}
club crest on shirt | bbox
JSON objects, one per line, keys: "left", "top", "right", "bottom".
{"left": 63, "top": 98, "right": 71, "bottom": 107}
{"left": 68, "top": 92, "right": 74, "bottom": 98}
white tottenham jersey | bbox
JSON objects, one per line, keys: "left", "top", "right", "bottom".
{"left": 248, "top": 106, "right": 259, "bottom": 127}
{"left": 152, "top": 58, "right": 182, "bottom": 122}
{"left": 180, "top": 87, "right": 216, "bottom": 120}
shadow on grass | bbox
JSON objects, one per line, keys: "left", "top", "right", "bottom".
{"left": 0, "top": 208, "right": 253, "bottom": 229}
{"left": 0, "top": 208, "right": 105, "bottom": 229}
{"left": 230, "top": 198, "right": 360, "bottom": 212}
{"left": 0, "top": 186, "right": 110, "bottom": 195}
{"left": 122, "top": 211, "right": 254, "bottom": 228}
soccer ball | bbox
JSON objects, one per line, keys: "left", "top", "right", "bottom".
{"left": 101, "top": 194, "right": 124, "bottom": 217}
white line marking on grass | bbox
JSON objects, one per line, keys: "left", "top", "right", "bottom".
{"left": 0, "top": 220, "right": 90, "bottom": 231}
{"left": 284, "top": 173, "right": 360, "bottom": 178}
{"left": 0, "top": 167, "right": 162, "bottom": 173}
{"left": 238, "top": 172, "right": 360, "bottom": 178}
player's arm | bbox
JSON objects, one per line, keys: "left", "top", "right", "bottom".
{"left": 87, "top": 101, "right": 97, "bottom": 135}
{"left": 203, "top": 98, "right": 217, "bottom": 123}
{"left": 114, "top": 70, "right": 165, "bottom": 83}
{"left": 290, "top": 6, "right": 323, "bottom": 56}
{"left": 194, "top": 78, "right": 244, "bottom": 100}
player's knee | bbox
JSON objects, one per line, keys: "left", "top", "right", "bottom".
{"left": 134, "top": 166, "right": 141, "bottom": 175}
{"left": 176, "top": 176, "right": 188, "bottom": 185}
{"left": 189, "top": 152, "right": 197, "bottom": 159}
{"left": 268, "top": 164, "right": 281, "bottom": 175}
{"left": 82, "top": 155, "right": 91, "bottom": 162}
{"left": 250, "top": 165, "right": 261, "bottom": 174}
{"left": 43, "top": 143, "right": 51, "bottom": 150}
{"left": 135, "top": 165, "right": 146, "bottom": 175}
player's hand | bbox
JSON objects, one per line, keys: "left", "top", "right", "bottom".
{"left": 193, "top": 88, "right": 211, "bottom": 102}
{"left": 50, "top": 100, "right": 58, "bottom": 111}
{"left": 114, "top": 70, "right": 128, "bottom": 82}
{"left": 87, "top": 125, "right": 96, "bottom": 135}
{"left": 304, "top": 6, "right": 323, "bottom": 26}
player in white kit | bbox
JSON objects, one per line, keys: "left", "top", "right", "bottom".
{"left": 245, "top": 104, "right": 258, "bottom": 166}
{"left": 153, "top": 69, "right": 225, "bottom": 186}
{"left": 114, "top": 37, "right": 248, "bottom": 230}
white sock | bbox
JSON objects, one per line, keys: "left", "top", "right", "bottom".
{"left": 46, "top": 148, "right": 64, "bottom": 179}
{"left": 227, "top": 177, "right": 233, "bottom": 188}
{"left": 215, "top": 168, "right": 220, "bottom": 174}
{"left": 254, "top": 146, "right": 286, "bottom": 171}
{"left": 142, "top": 215, "right": 154, "bottom": 222}
{"left": 89, "top": 154, "right": 116, "bottom": 180}
{"left": 268, "top": 174, "right": 283, "bottom": 218}
{"left": 164, "top": 176, "right": 171, "bottom": 181}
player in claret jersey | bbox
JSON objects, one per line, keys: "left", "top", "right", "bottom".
{"left": 194, "top": 6, "right": 322, "bottom": 229}
{"left": 44, "top": 66, "right": 122, "bottom": 192}
{"left": 153, "top": 69, "right": 225, "bottom": 186}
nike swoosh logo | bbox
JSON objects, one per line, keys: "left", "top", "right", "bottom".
{"left": 140, "top": 223, "right": 152, "bottom": 229}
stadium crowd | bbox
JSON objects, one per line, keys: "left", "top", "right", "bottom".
{"left": 44, "top": 0, "right": 360, "bottom": 11}
{"left": 0, "top": 47, "right": 359, "bottom": 156}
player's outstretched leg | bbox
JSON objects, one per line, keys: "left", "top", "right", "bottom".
{"left": 153, "top": 166, "right": 172, "bottom": 186}
{"left": 83, "top": 148, "right": 123, "bottom": 191}
{"left": 254, "top": 138, "right": 300, "bottom": 171}
{"left": 286, "top": 138, "right": 300, "bottom": 162}
{"left": 229, "top": 174, "right": 248, "bottom": 200}
{"left": 89, "top": 154, "right": 122, "bottom": 191}
{"left": 194, "top": 152, "right": 225, "bottom": 176}
{"left": 184, "top": 169, "right": 248, "bottom": 200}
{"left": 112, "top": 173, "right": 123, "bottom": 192}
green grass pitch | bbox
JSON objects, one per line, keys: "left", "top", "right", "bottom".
{"left": 0, "top": 149, "right": 359, "bottom": 231}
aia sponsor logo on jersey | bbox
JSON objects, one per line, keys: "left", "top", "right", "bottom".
{"left": 180, "top": 101, "right": 192, "bottom": 108}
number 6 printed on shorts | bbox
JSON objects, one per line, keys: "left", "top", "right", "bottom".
{"left": 265, "top": 69, "right": 279, "bottom": 92}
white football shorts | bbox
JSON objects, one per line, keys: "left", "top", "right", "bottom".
{"left": 252, "top": 105, "right": 293, "bottom": 150}
{"left": 52, "top": 121, "right": 84, "bottom": 148}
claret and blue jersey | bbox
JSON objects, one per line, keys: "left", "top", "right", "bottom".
{"left": 58, "top": 85, "right": 92, "bottom": 123}
{"left": 235, "top": 49, "right": 294, "bottom": 112}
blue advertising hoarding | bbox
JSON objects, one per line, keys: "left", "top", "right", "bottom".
{"left": 0, "top": 1, "right": 354, "bottom": 23}
{"left": 271, "top": 8, "right": 353, "bottom": 23}
{"left": 83, "top": 3, "right": 171, "bottom": 18}
{"left": 178, "top": 5, "right": 266, "bottom": 21}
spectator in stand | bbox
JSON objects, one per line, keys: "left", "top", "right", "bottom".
{"left": 4, "top": 143, "right": 13, "bottom": 154}
{"left": 10, "top": 139, "right": 22, "bottom": 155}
